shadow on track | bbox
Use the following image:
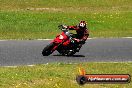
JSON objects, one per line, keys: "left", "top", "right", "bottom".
{"left": 53, "top": 54, "right": 85, "bottom": 57}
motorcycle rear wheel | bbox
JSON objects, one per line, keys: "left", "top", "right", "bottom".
{"left": 66, "top": 51, "right": 76, "bottom": 56}
{"left": 57, "top": 49, "right": 76, "bottom": 56}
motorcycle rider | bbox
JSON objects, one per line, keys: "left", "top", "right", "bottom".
{"left": 61, "top": 21, "right": 89, "bottom": 51}
{"left": 42, "top": 21, "right": 89, "bottom": 56}
{"left": 62, "top": 21, "right": 89, "bottom": 44}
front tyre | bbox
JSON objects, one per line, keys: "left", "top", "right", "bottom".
{"left": 42, "top": 42, "right": 54, "bottom": 56}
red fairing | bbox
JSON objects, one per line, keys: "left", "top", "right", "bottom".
{"left": 53, "top": 32, "right": 69, "bottom": 45}
{"left": 50, "top": 32, "right": 70, "bottom": 51}
{"left": 63, "top": 39, "right": 71, "bottom": 46}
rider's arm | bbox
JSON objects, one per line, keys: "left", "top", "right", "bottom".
{"left": 61, "top": 25, "right": 76, "bottom": 42}
{"left": 82, "top": 28, "right": 89, "bottom": 41}
{"left": 67, "top": 26, "right": 77, "bottom": 30}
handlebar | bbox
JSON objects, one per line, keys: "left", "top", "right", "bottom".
{"left": 58, "top": 25, "right": 68, "bottom": 30}
{"left": 58, "top": 25, "right": 63, "bottom": 29}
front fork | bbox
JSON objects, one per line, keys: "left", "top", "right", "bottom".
{"left": 51, "top": 40, "right": 65, "bottom": 52}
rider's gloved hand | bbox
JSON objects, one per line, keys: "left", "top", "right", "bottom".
{"left": 62, "top": 25, "right": 68, "bottom": 29}
{"left": 70, "top": 38, "right": 80, "bottom": 43}
{"left": 73, "top": 38, "right": 80, "bottom": 43}
{"left": 58, "top": 25, "right": 68, "bottom": 30}
{"left": 79, "top": 39, "right": 86, "bottom": 44}
{"left": 73, "top": 38, "right": 86, "bottom": 44}
{"left": 69, "top": 37, "right": 75, "bottom": 43}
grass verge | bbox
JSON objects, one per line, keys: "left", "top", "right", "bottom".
{"left": 0, "top": 0, "right": 132, "bottom": 39}
{"left": 0, "top": 62, "right": 131, "bottom": 88}
{"left": 0, "top": 11, "right": 132, "bottom": 39}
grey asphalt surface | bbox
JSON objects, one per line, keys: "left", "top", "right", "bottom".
{"left": 0, "top": 38, "right": 132, "bottom": 66}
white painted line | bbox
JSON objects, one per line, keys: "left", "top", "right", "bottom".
{"left": 88, "top": 38, "right": 94, "bottom": 40}
{"left": 3, "top": 64, "right": 35, "bottom": 67}
{"left": 92, "top": 61, "right": 132, "bottom": 63}
{"left": 27, "top": 65, "right": 35, "bottom": 67}
{"left": 0, "top": 40, "right": 7, "bottom": 41}
{"left": 37, "top": 39, "right": 53, "bottom": 40}
{"left": 3, "top": 66, "right": 17, "bottom": 68}
{"left": 122, "top": 37, "right": 132, "bottom": 39}
{"left": 2, "top": 61, "right": 132, "bottom": 67}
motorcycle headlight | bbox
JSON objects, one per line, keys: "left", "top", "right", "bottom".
{"left": 59, "top": 35, "right": 64, "bottom": 39}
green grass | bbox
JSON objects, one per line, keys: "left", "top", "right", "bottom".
{"left": 0, "top": 62, "right": 131, "bottom": 88}
{"left": 0, "top": 0, "right": 132, "bottom": 39}
{"left": 0, "top": 11, "right": 131, "bottom": 39}
{"left": 0, "top": 0, "right": 131, "bottom": 12}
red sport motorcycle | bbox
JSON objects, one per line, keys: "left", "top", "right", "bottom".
{"left": 42, "top": 25, "right": 85, "bottom": 56}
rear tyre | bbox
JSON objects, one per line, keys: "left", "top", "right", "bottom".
{"left": 42, "top": 43, "right": 54, "bottom": 56}
{"left": 57, "top": 49, "right": 76, "bottom": 56}
{"left": 66, "top": 51, "right": 76, "bottom": 56}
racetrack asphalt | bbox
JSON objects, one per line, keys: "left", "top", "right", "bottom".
{"left": 0, "top": 38, "right": 132, "bottom": 66}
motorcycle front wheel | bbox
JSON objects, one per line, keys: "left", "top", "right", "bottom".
{"left": 42, "top": 42, "right": 54, "bottom": 56}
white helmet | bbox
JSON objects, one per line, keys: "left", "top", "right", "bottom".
{"left": 79, "top": 21, "right": 86, "bottom": 28}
